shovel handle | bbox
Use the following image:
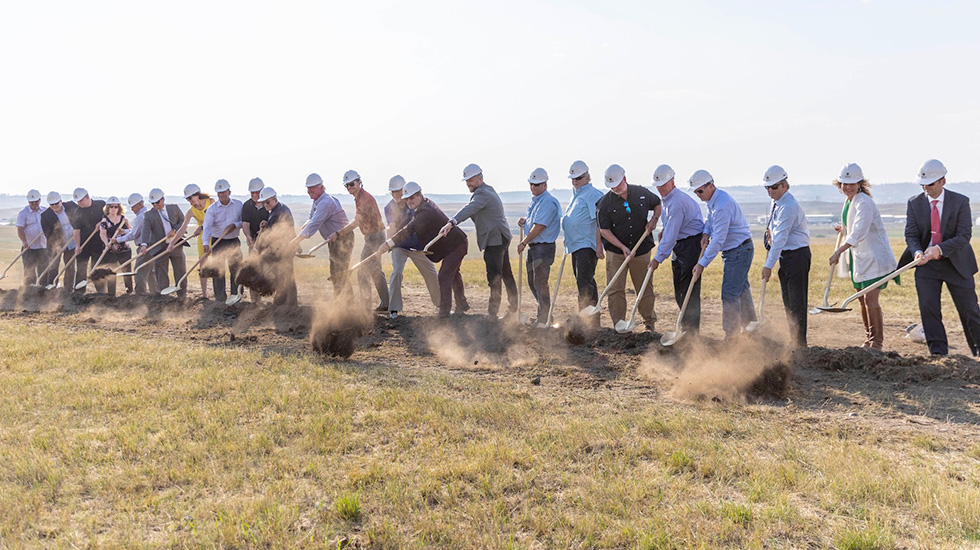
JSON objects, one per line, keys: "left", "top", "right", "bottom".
{"left": 515, "top": 225, "right": 525, "bottom": 319}
{"left": 35, "top": 238, "right": 75, "bottom": 283}
{"left": 821, "top": 230, "right": 845, "bottom": 304}
{"left": 135, "top": 235, "right": 192, "bottom": 272}
{"left": 112, "top": 235, "right": 168, "bottom": 273}
{"left": 671, "top": 243, "right": 708, "bottom": 334}
{"left": 546, "top": 251, "right": 568, "bottom": 326}
{"left": 756, "top": 278, "right": 767, "bottom": 317}
{"left": 423, "top": 233, "right": 443, "bottom": 252}
{"left": 84, "top": 222, "right": 127, "bottom": 278}
{"left": 307, "top": 239, "right": 330, "bottom": 254}
{"left": 622, "top": 263, "right": 655, "bottom": 329}
{"left": 50, "top": 225, "right": 102, "bottom": 285}
{"left": 349, "top": 249, "right": 383, "bottom": 273}
{"left": 839, "top": 257, "right": 920, "bottom": 309}
{"left": 594, "top": 228, "right": 652, "bottom": 307}
{"left": 2, "top": 231, "right": 46, "bottom": 277}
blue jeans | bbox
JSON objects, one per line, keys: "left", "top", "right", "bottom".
{"left": 720, "top": 239, "right": 756, "bottom": 337}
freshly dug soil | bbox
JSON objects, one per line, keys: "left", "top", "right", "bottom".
{"left": 198, "top": 266, "right": 221, "bottom": 279}
{"left": 310, "top": 302, "right": 373, "bottom": 359}
{"left": 88, "top": 267, "right": 116, "bottom": 281}
{"left": 237, "top": 264, "right": 276, "bottom": 296}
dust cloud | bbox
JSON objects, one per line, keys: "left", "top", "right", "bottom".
{"left": 420, "top": 315, "right": 553, "bottom": 370}
{"left": 310, "top": 296, "right": 373, "bottom": 359}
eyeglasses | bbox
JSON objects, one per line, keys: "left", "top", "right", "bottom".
{"left": 572, "top": 174, "right": 587, "bottom": 181}
{"left": 344, "top": 181, "right": 357, "bottom": 188}
{"left": 921, "top": 181, "right": 937, "bottom": 188}
{"left": 530, "top": 182, "right": 545, "bottom": 187}
{"left": 694, "top": 184, "right": 710, "bottom": 195}
{"left": 765, "top": 182, "right": 782, "bottom": 191}
{"left": 623, "top": 200, "right": 631, "bottom": 214}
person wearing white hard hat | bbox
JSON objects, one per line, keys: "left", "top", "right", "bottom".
{"left": 140, "top": 188, "right": 188, "bottom": 296}
{"left": 200, "top": 179, "right": 244, "bottom": 303}
{"left": 828, "top": 163, "right": 897, "bottom": 350}
{"left": 517, "top": 167, "right": 562, "bottom": 326}
{"left": 439, "top": 164, "right": 518, "bottom": 318}
{"left": 251, "top": 187, "right": 298, "bottom": 306}
{"left": 759, "top": 166, "right": 811, "bottom": 347}
{"left": 648, "top": 165, "right": 705, "bottom": 335}
{"left": 596, "top": 164, "right": 662, "bottom": 331}
{"left": 383, "top": 175, "right": 441, "bottom": 318}
{"left": 561, "top": 160, "right": 606, "bottom": 326}
{"left": 290, "top": 173, "right": 353, "bottom": 297}
{"left": 168, "top": 184, "right": 214, "bottom": 299}
{"left": 904, "top": 159, "right": 980, "bottom": 357}
{"left": 114, "top": 193, "right": 148, "bottom": 294}
{"left": 39, "top": 191, "right": 77, "bottom": 287}
{"left": 242, "top": 177, "right": 270, "bottom": 254}
{"left": 96, "top": 196, "right": 133, "bottom": 295}
{"left": 329, "top": 170, "right": 390, "bottom": 312}
{"left": 66, "top": 188, "right": 107, "bottom": 292}
{"left": 690, "top": 170, "right": 756, "bottom": 339}
{"left": 380, "top": 182, "right": 469, "bottom": 318}
{"left": 15, "top": 189, "right": 48, "bottom": 286}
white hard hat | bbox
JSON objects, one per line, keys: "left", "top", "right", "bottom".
{"left": 528, "top": 167, "right": 549, "bottom": 184}
{"left": 214, "top": 179, "right": 231, "bottom": 193}
{"left": 568, "top": 160, "right": 589, "bottom": 179}
{"left": 306, "top": 173, "right": 323, "bottom": 188}
{"left": 343, "top": 170, "right": 361, "bottom": 185}
{"left": 388, "top": 175, "right": 406, "bottom": 191}
{"left": 148, "top": 188, "right": 166, "bottom": 204}
{"left": 604, "top": 164, "right": 626, "bottom": 188}
{"left": 106, "top": 196, "right": 121, "bottom": 205}
{"left": 26, "top": 189, "right": 42, "bottom": 202}
{"left": 47, "top": 191, "right": 62, "bottom": 205}
{"left": 258, "top": 187, "right": 277, "bottom": 202}
{"left": 73, "top": 188, "right": 89, "bottom": 202}
{"left": 763, "top": 165, "right": 788, "bottom": 187}
{"left": 402, "top": 181, "right": 422, "bottom": 199}
{"left": 688, "top": 169, "right": 714, "bottom": 189}
{"left": 462, "top": 163, "right": 483, "bottom": 181}
{"left": 652, "top": 164, "right": 675, "bottom": 186}
{"left": 248, "top": 177, "right": 265, "bottom": 193}
{"left": 837, "top": 163, "right": 864, "bottom": 185}
{"left": 128, "top": 193, "right": 144, "bottom": 208}
{"left": 183, "top": 183, "right": 201, "bottom": 198}
{"left": 917, "top": 159, "right": 947, "bottom": 186}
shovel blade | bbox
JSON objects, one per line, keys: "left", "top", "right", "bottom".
{"left": 160, "top": 286, "right": 179, "bottom": 296}
{"left": 816, "top": 306, "right": 851, "bottom": 313}
{"left": 116, "top": 271, "right": 136, "bottom": 277}
{"left": 615, "top": 320, "right": 639, "bottom": 333}
{"left": 0, "top": 275, "right": 6, "bottom": 281}
{"left": 225, "top": 294, "right": 243, "bottom": 305}
{"left": 294, "top": 253, "right": 315, "bottom": 259}
{"left": 808, "top": 306, "right": 823, "bottom": 315}
{"left": 578, "top": 305, "right": 601, "bottom": 317}
{"left": 660, "top": 329, "right": 685, "bottom": 346}
{"left": 74, "top": 280, "right": 89, "bottom": 290}
{"left": 745, "top": 318, "right": 767, "bottom": 333}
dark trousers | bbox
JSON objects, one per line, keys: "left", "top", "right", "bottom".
{"left": 438, "top": 242, "right": 468, "bottom": 317}
{"left": 915, "top": 261, "right": 980, "bottom": 356}
{"left": 358, "top": 231, "right": 389, "bottom": 308}
{"left": 21, "top": 248, "right": 45, "bottom": 286}
{"left": 133, "top": 253, "right": 149, "bottom": 294}
{"left": 571, "top": 247, "right": 599, "bottom": 317}
{"left": 45, "top": 249, "right": 76, "bottom": 289}
{"left": 526, "top": 242, "right": 556, "bottom": 322}
{"left": 211, "top": 238, "right": 243, "bottom": 302}
{"left": 74, "top": 251, "right": 99, "bottom": 293}
{"left": 153, "top": 248, "right": 188, "bottom": 298}
{"left": 484, "top": 240, "right": 518, "bottom": 316}
{"left": 328, "top": 232, "right": 354, "bottom": 298}
{"left": 671, "top": 233, "right": 703, "bottom": 333}
{"left": 273, "top": 259, "right": 298, "bottom": 306}
{"left": 100, "top": 250, "right": 133, "bottom": 296}
{"left": 777, "top": 246, "right": 811, "bottom": 347}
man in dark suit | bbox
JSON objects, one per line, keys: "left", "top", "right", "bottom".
{"left": 904, "top": 159, "right": 980, "bottom": 356}
{"left": 40, "top": 192, "right": 76, "bottom": 287}
{"left": 139, "top": 188, "right": 188, "bottom": 298}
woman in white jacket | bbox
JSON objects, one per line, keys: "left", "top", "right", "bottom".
{"left": 828, "top": 163, "right": 898, "bottom": 350}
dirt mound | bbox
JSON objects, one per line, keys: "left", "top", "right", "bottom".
{"left": 796, "top": 346, "right": 980, "bottom": 383}
{"left": 88, "top": 267, "right": 115, "bottom": 281}
{"left": 236, "top": 264, "right": 275, "bottom": 296}
{"left": 310, "top": 299, "right": 373, "bottom": 359}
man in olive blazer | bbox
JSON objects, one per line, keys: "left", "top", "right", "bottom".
{"left": 139, "top": 190, "right": 188, "bottom": 297}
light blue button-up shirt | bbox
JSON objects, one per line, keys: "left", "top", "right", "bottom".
{"left": 201, "top": 198, "right": 243, "bottom": 243}
{"left": 56, "top": 209, "right": 75, "bottom": 251}
{"left": 16, "top": 205, "right": 46, "bottom": 249}
{"left": 654, "top": 188, "right": 705, "bottom": 263}
{"left": 700, "top": 188, "right": 752, "bottom": 267}
{"left": 300, "top": 192, "right": 349, "bottom": 240}
{"left": 525, "top": 190, "right": 562, "bottom": 244}
{"left": 764, "top": 191, "right": 810, "bottom": 269}
{"left": 560, "top": 183, "right": 604, "bottom": 253}
{"left": 117, "top": 208, "right": 145, "bottom": 244}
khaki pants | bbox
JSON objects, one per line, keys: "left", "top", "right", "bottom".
{"left": 604, "top": 250, "right": 656, "bottom": 327}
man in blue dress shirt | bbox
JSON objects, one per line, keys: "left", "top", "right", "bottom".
{"left": 517, "top": 168, "right": 563, "bottom": 326}
{"left": 290, "top": 173, "right": 353, "bottom": 297}
{"left": 648, "top": 165, "right": 705, "bottom": 334}
{"left": 761, "top": 165, "right": 811, "bottom": 347}
{"left": 690, "top": 169, "right": 756, "bottom": 338}
{"left": 560, "top": 160, "right": 605, "bottom": 326}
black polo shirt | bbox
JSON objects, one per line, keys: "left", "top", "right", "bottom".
{"left": 242, "top": 198, "right": 270, "bottom": 241}
{"left": 67, "top": 200, "right": 107, "bottom": 256}
{"left": 597, "top": 184, "right": 660, "bottom": 256}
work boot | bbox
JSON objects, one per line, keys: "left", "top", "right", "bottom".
{"left": 860, "top": 303, "right": 872, "bottom": 348}
{"left": 867, "top": 306, "right": 884, "bottom": 350}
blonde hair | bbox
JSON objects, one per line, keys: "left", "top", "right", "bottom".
{"left": 103, "top": 202, "right": 127, "bottom": 216}
{"left": 832, "top": 178, "right": 872, "bottom": 198}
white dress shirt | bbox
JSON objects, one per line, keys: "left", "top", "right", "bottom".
{"left": 201, "top": 198, "right": 243, "bottom": 243}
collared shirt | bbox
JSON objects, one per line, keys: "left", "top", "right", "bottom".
{"left": 56, "top": 209, "right": 75, "bottom": 250}
{"left": 654, "top": 188, "right": 705, "bottom": 264}
{"left": 451, "top": 183, "right": 512, "bottom": 250}
{"left": 201, "top": 198, "right": 243, "bottom": 243}
{"left": 764, "top": 191, "right": 810, "bottom": 269}
{"left": 525, "top": 190, "right": 562, "bottom": 244}
{"left": 300, "top": 192, "right": 349, "bottom": 239}
{"left": 385, "top": 199, "right": 421, "bottom": 250}
{"left": 597, "top": 184, "right": 660, "bottom": 256}
{"left": 929, "top": 188, "right": 946, "bottom": 220}
{"left": 561, "top": 183, "right": 604, "bottom": 253}
{"left": 700, "top": 188, "right": 752, "bottom": 267}
{"left": 353, "top": 188, "right": 385, "bottom": 235}
{"left": 117, "top": 208, "right": 145, "bottom": 244}
{"left": 16, "top": 205, "right": 46, "bottom": 249}
{"left": 241, "top": 198, "right": 270, "bottom": 240}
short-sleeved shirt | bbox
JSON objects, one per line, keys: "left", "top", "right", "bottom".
{"left": 241, "top": 198, "right": 270, "bottom": 241}
{"left": 16, "top": 205, "right": 47, "bottom": 249}
{"left": 68, "top": 200, "right": 108, "bottom": 255}
{"left": 597, "top": 184, "right": 660, "bottom": 256}
{"left": 561, "top": 183, "right": 604, "bottom": 254}
{"left": 353, "top": 189, "right": 385, "bottom": 235}
{"left": 525, "top": 190, "right": 562, "bottom": 244}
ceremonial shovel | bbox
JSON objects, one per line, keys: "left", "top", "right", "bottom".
{"left": 161, "top": 227, "right": 234, "bottom": 295}
{"left": 745, "top": 278, "right": 768, "bottom": 333}
{"left": 809, "top": 231, "right": 845, "bottom": 315}
{"left": 817, "top": 257, "right": 921, "bottom": 313}
{"left": 45, "top": 226, "right": 101, "bottom": 290}
{"left": 661, "top": 243, "right": 707, "bottom": 347}
{"left": 579, "top": 228, "right": 652, "bottom": 317}
{"left": 118, "top": 235, "right": 191, "bottom": 277}
{"left": 295, "top": 240, "right": 328, "bottom": 259}
{"left": 420, "top": 233, "right": 443, "bottom": 255}
{"left": 104, "top": 235, "right": 169, "bottom": 278}
{"left": 31, "top": 238, "right": 74, "bottom": 287}
{"left": 615, "top": 263, "right": 654, "bottom": 333}
{"left": 0, "top": 232, "right": 45, "bottom": 281}
{"left": 74, "top": 223, "right": 127, "bottom": 289}
{"left": 545, "top": 250, "right": 568, "bottom": 327}
{"left": 510, "top": 225, "right": 530, "bottom": 324}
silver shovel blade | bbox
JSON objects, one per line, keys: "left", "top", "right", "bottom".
{"left": 578, "top": 305, "right": 601, "bottom": 317}
{"left": 816, "top": 306, "right": 852, "bottom": 313}
{"left": 294, "top": 253, "right": 315, "bottom": 259}
{"left": 160, "top": 286, "right": 179, "bottom": 295}
{"left": 116, "top": 271, "right": 136, "bottom": 277}
{"left": 225, "top": 294, "right": 243, "bottom": 305}
{"left": 615, "top": 320, "right": 639, "bottom": 333}
{"left": 660, "top": 329, "right": 685, "bottom": 346}
{"left": 745, "top": 318, "right": 767, "bottom": 333}
{"left": 74, "top": 280, "right": 89, "bottom": 290}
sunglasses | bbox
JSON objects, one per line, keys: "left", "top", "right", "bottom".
{"left": 572, "top": 174, "right": 587, "bottom": 181}
{"left": 622, "top": 200, "right": 631, "bottom": 214}
{"left": 530, "top": 182, "right": 545, "bottom": 187}
{"left": 920, "top": 181, "right": 937, "bottom": 188}
{"left": 765, "top": 182, "right": 782, "bottom": 191}
{"left": 344, "top": 181, "right": 358, "bottom": 188}
{"left": 694, "top": 184, "right": 711, "bottom": 195}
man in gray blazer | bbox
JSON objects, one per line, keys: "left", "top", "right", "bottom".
{"left": 440, "top": 163, "right": 515, "bottom": 317}
{"left": 905, "top": 159, "right": 980, "bottom": 356}
{"left": 139, "top": 188, "right": 188, "bottom": 298}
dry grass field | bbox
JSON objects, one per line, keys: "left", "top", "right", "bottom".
{"left": 1, "top": 225, "right": 980, "bottom": 549}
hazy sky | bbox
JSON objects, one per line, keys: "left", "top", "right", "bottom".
{"left": 3, "top": 0, "right": 978, "bottom": 199}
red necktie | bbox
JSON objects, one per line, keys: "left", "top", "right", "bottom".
{"left": 930, "top": 199, "right": 940, "bottom": 247}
